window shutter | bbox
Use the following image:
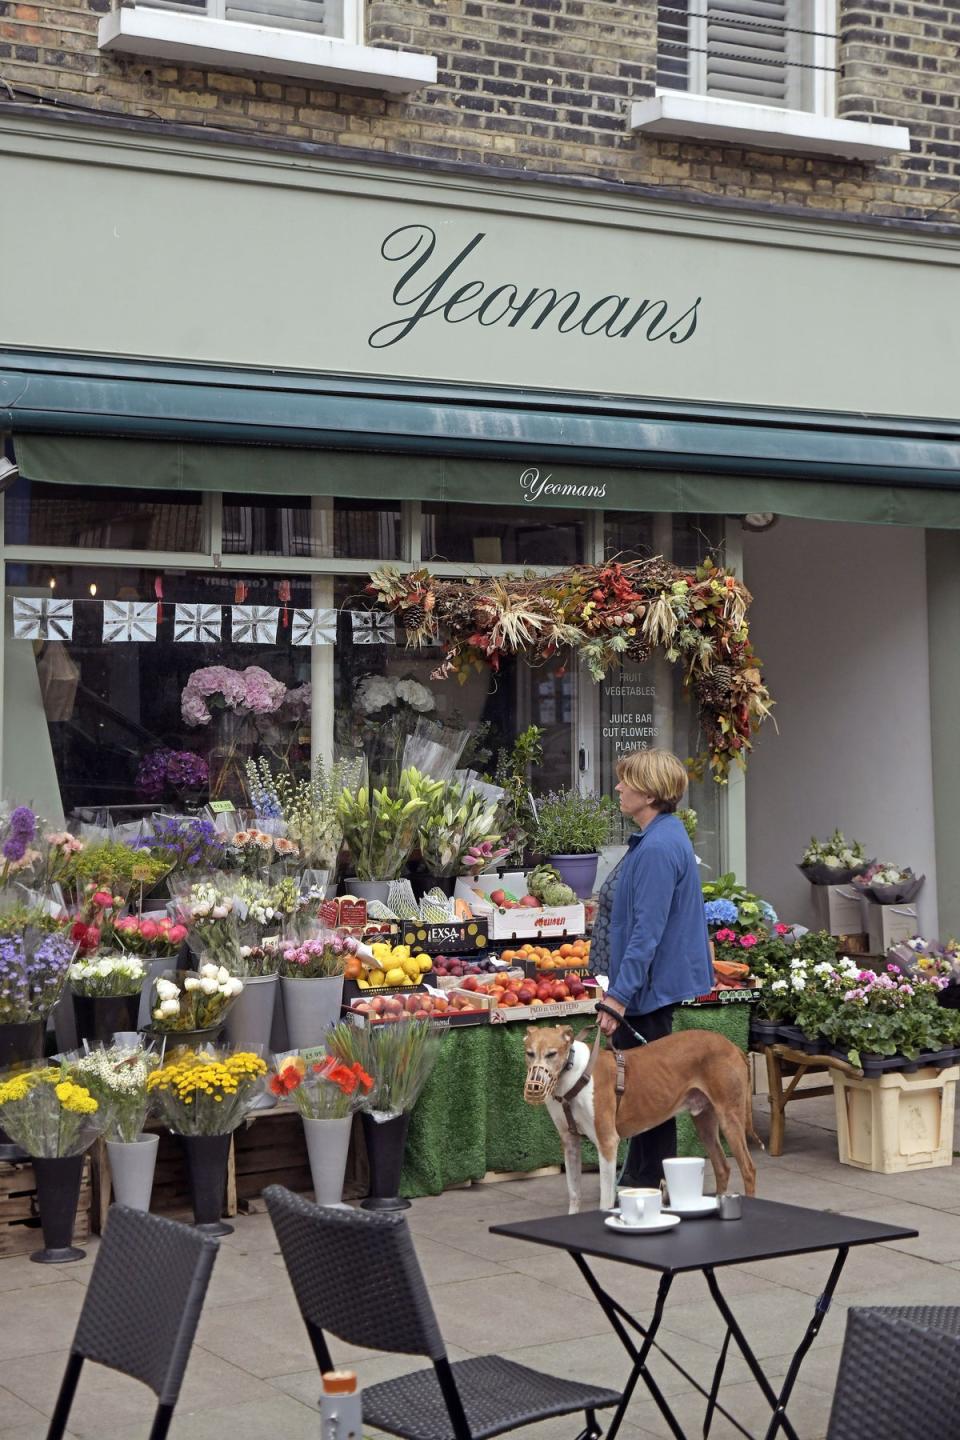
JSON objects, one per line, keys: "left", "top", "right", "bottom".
{"left": 223, "top": 0, "right": 340, "bottom": 32}
{"left": 703, "top": 0, "right": 798, "bottom": 107}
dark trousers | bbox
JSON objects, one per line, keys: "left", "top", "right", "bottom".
{"left": 615, "top": 1004, "right": 677, "bottom": 1189}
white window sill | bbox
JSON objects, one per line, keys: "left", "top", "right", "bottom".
{"left": 98, "top": 8, "right": 437, "bottom": 92}
{"left": 630, "top": 91, "right": 911, "bottom": 161}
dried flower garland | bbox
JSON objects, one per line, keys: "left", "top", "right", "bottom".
{"left": 367, "top": 557, "right": 773, "bottom": 781}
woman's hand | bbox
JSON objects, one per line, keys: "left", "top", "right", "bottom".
{"left": 598, "top": 995, "right": 626, "bottom": 1036}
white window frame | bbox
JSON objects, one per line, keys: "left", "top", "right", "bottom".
{"left": 98, "top": 0, "right": 436, "bottom": 93}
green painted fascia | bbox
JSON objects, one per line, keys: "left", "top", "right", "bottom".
{"left": 4, "top": 351, "right": 960, "bottom": 494}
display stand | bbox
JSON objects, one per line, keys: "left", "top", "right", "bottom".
{"left": 759, "top": 1045, "right": 863, "bottom": 1157}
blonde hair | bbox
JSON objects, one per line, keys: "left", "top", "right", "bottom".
{"left": 615, "top": 749, "right": 688, "bottom": 814}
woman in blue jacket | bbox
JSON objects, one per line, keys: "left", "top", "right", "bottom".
{"left": 594, "top": 749, "right": 713, "bottom": 1189}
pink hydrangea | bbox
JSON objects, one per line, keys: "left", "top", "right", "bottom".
{"left": 181, "top": 665, "right": 287, "bottom": 726}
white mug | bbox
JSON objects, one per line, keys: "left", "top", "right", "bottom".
{"left": 662, "top": 1157, "right": 705, "bottom": 1208}
{"left": 618, "top": 1187, "right": 662, "bottom": 1226}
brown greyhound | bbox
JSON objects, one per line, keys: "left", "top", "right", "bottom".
{"left": 523, "top": 1024, "right": 759, "bottom": 1213}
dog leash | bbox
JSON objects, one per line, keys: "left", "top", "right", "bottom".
{"left": 558, "top": 1002, "right": 647, "bottom": 1139}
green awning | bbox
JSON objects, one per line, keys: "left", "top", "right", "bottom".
{"left": 14, "top": 434, "right": 960, "bottom": 528}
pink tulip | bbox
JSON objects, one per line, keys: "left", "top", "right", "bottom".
{"left": 167, "top": 924, "right": 188, "bottom": 944}
{"left": 139, "top": 919, "right": 160, "bottom": 941}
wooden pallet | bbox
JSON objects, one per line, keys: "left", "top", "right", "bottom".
{"left": 0, "top": 1157, "right": 91, "bottom": 1258}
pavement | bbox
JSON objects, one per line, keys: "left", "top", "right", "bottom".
{"left": 1, "top": 1092, "right": 959, "bottom": 1440}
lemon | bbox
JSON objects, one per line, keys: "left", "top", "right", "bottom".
{"left": 417, "top": 955, "right": 433, "bottom": 972}
{"left": 356, "top": 978, "right": 370, "bottom": 990}
{"left": 369, "top": 969, "right": 386, "bottom": 987}
{"left": 384, "top": 967, "right": 406, "bottom": 986}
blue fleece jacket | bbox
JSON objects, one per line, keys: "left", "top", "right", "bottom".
{"left": 606, "top": 812, "right": 713, "bottom": 1015}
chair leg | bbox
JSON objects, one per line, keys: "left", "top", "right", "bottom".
{"left": 46, "top": 1352, "right": 83, "bottom": 1440}
{"left": 573, "top": 1408, "right": 603, "bottom": 1440}
{"left": 147, "top": 1403, "right": 175, "bottom": 1440}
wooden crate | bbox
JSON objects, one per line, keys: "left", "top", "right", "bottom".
{"left": 0, "top": 1157, "right": 91, "bottom": 1259}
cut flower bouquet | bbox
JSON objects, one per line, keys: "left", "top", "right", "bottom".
{"left": 0, "top": 1063, "right": 103, "bottom": 1155}
{"left": 146, "top": 1049, "right": 267, "bottom": 1134}
{"left": 68, "top": 955, "right": 145, "bottom": 998}
{"left": 74, "top": 1043, "right": 159, "bottom": 1143}
{"left": 150, "top": 966, "right": 243, "bottom": 1033}
{"left": 0, "top": 927, "right": 75, "bottom": 1024}
{"left": 269, "top": 1051, "right": 373, "bottom": 1117}
{"left": 852, "top": 862, "right": 925, "bottom": 906}
{"left": 799, "top": 830, "right": 869, "bottom": 885}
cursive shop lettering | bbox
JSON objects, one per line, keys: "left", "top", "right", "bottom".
{"left": 368, "top": 224, "right": 702, "bottom": 350}
{"left": 520, "top": 467, "right": 607, "bottom": 503}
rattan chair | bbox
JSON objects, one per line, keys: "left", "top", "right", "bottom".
{"left": 46, "top": 1204, "right": 219, "bottom": 1440}
{"left": 826, "top": 1306, "right": 960, "bottom": 1440}
{"left": 264, "top": 1185, "right": 619, "bottom": 1440}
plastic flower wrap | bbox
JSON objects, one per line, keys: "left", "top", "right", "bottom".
{"left": 149, "top": 966, "right": 243, "bottom": 1033}
{"left": 177, "top": 882, "right": 246, "bottom": 972}
{"left": 416, "top": 780, "right": 503, "bottom": 878}
{"left": 0, "top": 1063, "right": 104, "bottom": 1156}
{"left": 280, "top": 931, "right": 359, "bottom": 980}
{"left": 799, "top": 830, "right": 869, "bottom": 884}
{"left": 68, "top": 955, "right": 145, "bottom": 998}
{"left": 327, "top": 1018, "right": 443, "bottom": 1120}
{"left": 0, "top": 927, "right": 75, "bottom": 1024}
{"left": 146, "top": 1049, "right": 268, "bottom": 1135}
{"left": 269, "top": 1051, "right": 373, "bottom": 1118}
{"left": 74, "top": 1042, "right": 159, "bottom": 1143}
{"left": 852, "top": 862, "right": 925, "bottom": 906}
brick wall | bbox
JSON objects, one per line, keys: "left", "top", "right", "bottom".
{"left": 0, "top": 0, "right": 958, "bottom": 226}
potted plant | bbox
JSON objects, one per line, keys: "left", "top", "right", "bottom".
{"left": 493, "top": 726, "right": 543, "bottom": 865}
{"left": 146, "top": 1048, "right": 267, "bottom": 1233}
{"left": 337, "top": 768, "right": 439, "bottom": 900}
{"left": 416, "top": 781, "right": 503, "bottom": 896}
{"left": 278, "top": 933, "right": 359, "bottom": 1049}
{"left": 531, "top": 789, "right": 616, "bottom": 900}
{"left": 269, "top": 1051, "right": 373, "bottom": 1205}
{"left": 799, "top": 830, "right": 870, "bottom": 886}
{"left": 68, "top": 955, "right": 146, "bottom": 1045}
{"left": 75, "top": 1041, "right": 160, "bottom": 1211}
{"left": 148, "top": 966, "right": 243, "bottom": 1048}
{"left": 0, "top": 1062, "right": 104, "bottom": 1262}
{"left": 327, "top": 1018, "right": 442, "bottom": 1211}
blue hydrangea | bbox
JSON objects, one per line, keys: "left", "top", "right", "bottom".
{"left": 704, "top": 898, "right": 739, "bottom": 926}
{"left": 759, "top": 901, "right": 779, "bottom": 928}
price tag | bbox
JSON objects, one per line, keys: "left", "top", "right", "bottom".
{"left": 210, "top": 800, "right": 235, "bottom": 813}
{"left": 301, "top": 1047, "right": 326, "bottom": 1066}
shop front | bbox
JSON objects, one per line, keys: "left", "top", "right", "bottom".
{"left": 3, "top": 108, "right": 960, "bottom": 928}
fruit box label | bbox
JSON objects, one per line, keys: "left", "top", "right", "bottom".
{"left": 490, "top": 998, "right": 597, "bottom": 1024}
{"left": 397, "top": 920, "right": 490, "bottom": 954}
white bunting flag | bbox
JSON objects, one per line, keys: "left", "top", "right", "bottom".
{"left": 12, "top": 596, "right": 74, "bottom": 641}
{"left": 102, "top": 601, "right": 157, "bottom": 643}
{"left": 291, "top": 607, "right": 338, "bottom": 646}
{"left": 231, "top": 605, "right": 280, "bottom": 645}
{"left": 174, "top": 604, "right": 222, "bottom": 644}
{"left": 351, "top": 611, "right": 396, "bottom": 645}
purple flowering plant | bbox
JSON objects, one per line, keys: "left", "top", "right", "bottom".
{"left": 136, "top": 751, "right": 209, "bottom": 801}
{"left": 816, "top": 963, "right": 960, "bottom": 1066}
{"left": 0, "top": 928, "right": 75, "bottom": 1024}
{"left": 135, "top": 816, "right": 225, "bottom": 874}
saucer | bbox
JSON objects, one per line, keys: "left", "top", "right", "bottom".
{"left": 663, "top": 1196, "right": 719, "bottom": 1217}
{"left": 604, "top": 1213, "right": 681, "bottom": 1235}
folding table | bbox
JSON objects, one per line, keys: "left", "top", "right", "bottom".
{"left": 491, "top": 1198, "right": 917, "bottom": 1440}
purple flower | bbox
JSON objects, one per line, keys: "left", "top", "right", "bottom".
{"left": 2, "top": 835, "right": 26, "bottom": 863}
{"left": 9, "top": 807, "right": 36, "bottom": 839}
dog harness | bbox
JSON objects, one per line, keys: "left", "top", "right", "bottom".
{"left": 556, "top": 1003, "right": 646, "bottom": 1140}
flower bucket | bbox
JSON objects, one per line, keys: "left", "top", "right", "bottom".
{"left": 302, "top": 1115, "right": 352, "bottom": 1206}
{"left": 31, "top": 1154, "right": 87, "bottom": 1264}
{"left": 280, "top": 975, "right": 344, "bottom": 1050}
{"left": 147, "top": 1026, "right": 223, "bottom": 1052}
{"left": 344, "top": 879, "right": 390, "bottom": 904}
{"left": 179, "top": 1132, "right": 233, "bottom": 1235}
{"left": 224, "top": 974, "right": 278, "bottom": 1053}
{"left": 549, "top": 853, "right": 600, "bottom": 901}
{"left": 360, "top": 1111, "right": 411, "bottom": 1212}
{"left": 106, "top": 1134, "right": 158, "bottom": 1212}
{"left": 72, "top": 993, "right": 141, "bottom": 1048}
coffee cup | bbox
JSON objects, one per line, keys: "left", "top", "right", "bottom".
{"left": 618, "top": 1187, "right": 662, "bottom": 1226}
{"left": 662, "top": 1157, "right": 705, "bottom": 1209}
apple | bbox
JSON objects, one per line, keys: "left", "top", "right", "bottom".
{"left": 490, "top": 889, "right": 506, "bottom": 906}
{"left": 520, "top": 895, "right": 540, "bottom": 908}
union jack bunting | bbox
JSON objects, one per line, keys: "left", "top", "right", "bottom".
{"left": 102, "top": 601, "right": 157, "bottom": 643}
{"left": 231, "top": 605, "right": 280, "bottom": 645}
{"left": 291, "top": 608, "right": 338, "bottom": 646}
{"left": 174, "top": 604, "right": 222, "bottom": 644}
{"left": 11, "top": 596, "right": 74, "bottom": 641}
{"left": 351, "top": 611, "right": 396, "bottom": 645}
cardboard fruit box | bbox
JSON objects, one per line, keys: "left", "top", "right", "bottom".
{"left": 455, "top": 877, "right": 586, "bottom": 941}
{"left": 391, "top": 919, "right": 490, "bottom": 955}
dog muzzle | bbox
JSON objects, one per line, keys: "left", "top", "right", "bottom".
{"left": 524, "top": 1065, "right": 558, "bottom": 1105}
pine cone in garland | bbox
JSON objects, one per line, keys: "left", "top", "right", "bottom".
{"left": 696, "top": 674, "right": 730, "bottom": 710}
{"left": 711, "top": 663, "right": 734, "bottom": 697}
{"left": 625, "top": 637, "right": 652, "bottom": 664}
{"left": 402, "top": 604, "right": 426, "bottom": 631}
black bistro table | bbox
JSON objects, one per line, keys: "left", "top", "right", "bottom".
{"left": 491, "top": 1198, "right": 917, "bottom": 1440}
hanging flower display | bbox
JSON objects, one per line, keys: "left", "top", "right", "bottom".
{"left": 367, "top": 557, "right": 772, "bottom": 780}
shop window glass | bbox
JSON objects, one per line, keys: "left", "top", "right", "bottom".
{"left": 423, "top": 503, "right": 584, "bottom": 566}
{"left": 221, "top": 495, "right": 400, "bottom": 559}
{"left": 5, "top": 478, "right": 205, "bottom": 552}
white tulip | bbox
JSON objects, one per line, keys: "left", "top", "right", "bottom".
{"left": 152, "top": 1007, "right": 164, "bottom": 1021}
{"left": 216, "top": 967, "right": 230, "bottom": 985}
{"left": 225, "top": 978, "right": 244, "bottom": 997}
{"left": 199, "top": 963, "right": 218, "bottom": 978}
{"left": 159, "top": 998, "right": 179, "bottom": 1017}
{"left": 183, "top": 977, "right": 201, "bottom": 992}
{"left": 200, "top": 977, "right": 219, "bottom": 995}
{"left": 156, "top": 979, "right": 179, "bottom": 1001}
{"left": 212, "top": 905, "right": 229, "bottom": 919}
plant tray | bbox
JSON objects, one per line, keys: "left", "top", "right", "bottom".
{"left": 0, "top": 1156, "right": 91, "bottom": 1257}
{"left": 855, "top": 1047, "right": 960, "bottom": 1077}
